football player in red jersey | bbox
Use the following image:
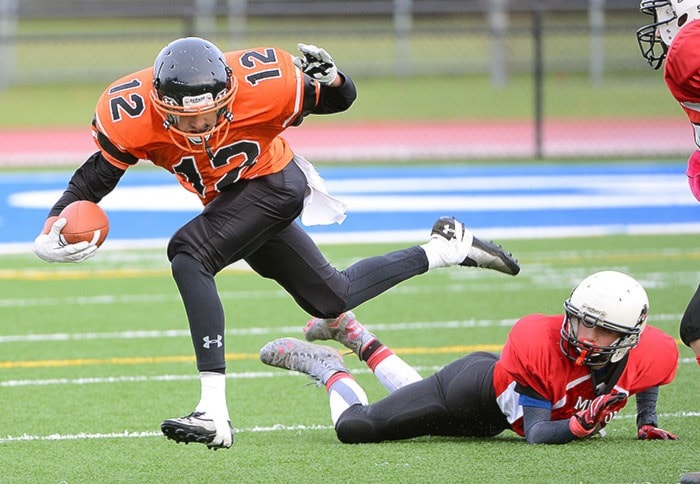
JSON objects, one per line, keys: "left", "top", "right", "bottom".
{"left": 261, "top": 271, "right": 679, "bottom": 444}
{"left": 637, "top": 0, "right": 700, "bottom": 371}
{"left": 31, "top": 37, "right": 521, "bottom": 449}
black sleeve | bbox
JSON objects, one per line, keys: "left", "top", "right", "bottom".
{"left": 48, "top": 151, "right": 126, "bottom": 217}
{"left": 516, "top": 384, "right": 577, "bottom": 444}
{"left": 635, "top": 386, "right": 659, "bottom": 428}
{"left": 313, "top": 72, "right": 357, "bottom": 114}
{"left": 522, "top": 406, "right": 577, "bottom": 444}
{"left": 289, "top": 72, "right": 357, "bottom": 127}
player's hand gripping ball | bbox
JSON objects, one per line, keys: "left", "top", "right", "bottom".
{"left": 59, "top": 201, "right": 110, "bottom": 247}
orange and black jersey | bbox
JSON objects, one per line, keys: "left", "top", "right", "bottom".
{"left": 80, "top": 46, "right": 355, "bottom": 207}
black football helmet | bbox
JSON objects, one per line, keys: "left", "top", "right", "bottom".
{"left": 150, "top": 37, "right": 237, "bottom": 155}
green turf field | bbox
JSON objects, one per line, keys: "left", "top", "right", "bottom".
{"left": 0, "top": 233, "right": 697, "bottom": 482}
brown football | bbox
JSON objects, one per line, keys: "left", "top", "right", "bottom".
{"left": 59, "top": 200, "right": 110, "bottom": 247}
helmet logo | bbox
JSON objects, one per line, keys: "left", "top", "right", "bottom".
{"left": 580, "top": 303, "right": 603, "bottom": 318}
{"left": 183, "top": 93, "right": 215, "bottom": 109}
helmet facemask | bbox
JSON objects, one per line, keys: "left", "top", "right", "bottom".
{"left": 560, "top": 302, "right": 645, "bottom": 368}
{"left": 150, "top": 84, "right": 236, "bottom": 157}
{"left": 559, "top": 271, "right": 649, "bottom": 368}
{"left": 637, "top": 0, "right": 700, "bottom": 69}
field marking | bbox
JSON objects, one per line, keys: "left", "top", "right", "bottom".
{"left": 0, "top": 318, "right": 519, "bottom": 343}
{"left": 0, "top": 340, "right": 691, "bottom": 370}
{"left": 2, "top": 247, "right": 700, "bottom": 281}
{"left": 0, "top": 344, "right": 507, "bottom": 369}
{"left": 2, "top": 358, "right": 697, "bottom": 389}
{"left": 0, "top": 412, "right": 697, "bottom": 445}
{"left": 0, "top": 313, "right": 684, "bottom": 345}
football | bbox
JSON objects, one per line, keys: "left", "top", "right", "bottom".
{"left": 58, "top": 200, "right": 110, "bottom": 247}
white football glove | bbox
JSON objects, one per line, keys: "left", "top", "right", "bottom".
{"left": 32, "top": 217, "right": 98, "bottom": 263}
{"left": 294, "top": 43, "right": 338, "bottom": 85}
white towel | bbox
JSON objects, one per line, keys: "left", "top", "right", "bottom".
{"left": 293, "top": 155, "right": 347, "bottom": 226}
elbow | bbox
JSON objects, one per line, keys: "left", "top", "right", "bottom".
{"left": 525, "top": 433, "right": 551, "bottom": 444}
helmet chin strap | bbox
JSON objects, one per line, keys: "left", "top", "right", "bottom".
{"left": 204, "top": 137, "right": 215, "bottom": 161}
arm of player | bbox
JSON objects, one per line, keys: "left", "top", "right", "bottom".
{"left": 47, "top": 152, "right": 125, "bottom": 217}
{"left": 522, "top": 392, "right": 627, "bottom": 443}
{"left": 518, "top": 387, "right": 578, "bottom": 444}
{"left": 293, "top": 43, "right": 357, "bottom": 115}
{"left": 33, "top": 151, "right": 124, "bottom": 263}
{"left": 635, "top": 387, "right": 678, "bottom": 440}
{"left": 522, "top": 405, "right": 577, "bottom": 444}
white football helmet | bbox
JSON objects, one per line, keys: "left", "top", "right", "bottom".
{"left": 637, "top": 0, "right": 700, "bottom": 69}
{"left": 560, "top": 271, "right": 649, "bottom": 367}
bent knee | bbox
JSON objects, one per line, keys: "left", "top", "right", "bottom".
{"left": 297, "top": 296, "right": 347, "bottom": 319}
{"left": 335, "top": 411, "right": 382, "bottom": 444}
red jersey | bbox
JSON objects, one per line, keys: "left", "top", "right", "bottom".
{"left": 92, "top": 47, "right": 318, "bottom": 205}
{"left": 492, "top": 314, "right": 678, "bottom": 437}
{"left": 665, "top": 20, "right": 700, "bottom": 146}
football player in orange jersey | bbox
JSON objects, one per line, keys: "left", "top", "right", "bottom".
{"left": 260, "top": 271, "right": 678, "bottom": 445}
{"left": 32, "top": 37, "right": 520, "bottom": 450}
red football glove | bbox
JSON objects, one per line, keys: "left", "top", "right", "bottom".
{"left": 569, "top": 393, "right": 627, "bottom": 438}
{"left": 637, "top": 424, "right": 679, "bottom": 440}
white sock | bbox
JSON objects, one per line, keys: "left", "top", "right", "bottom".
{"left": 419, "top": 242, "right": 444, "bottom": 270}
{"left": 195, "top": 371, "right": 230, "bottom": 421}
{"left": 420, "top": 222, "right": 474, "bottom": 269}
{"left": 373, "top": 354, "right": 422, "bottom": 392}
{"left": 328, "top": 377, "right": 368, "bottom": 425}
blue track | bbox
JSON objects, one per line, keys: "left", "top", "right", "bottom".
{"left": 1, "top": 162, "right": 698, "bottom": 248}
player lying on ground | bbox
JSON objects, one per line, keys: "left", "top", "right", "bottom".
{"left": 261, "top": 270, "right": 678, "bottom": 444}
{"left": 32, "top": 36, "right": 521, "bottom": 450}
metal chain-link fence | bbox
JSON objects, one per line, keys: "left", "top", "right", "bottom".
{"left": 0, "top": 0, "right": 693, "bottom": 163}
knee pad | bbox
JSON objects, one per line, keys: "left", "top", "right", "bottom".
{"left": 334, "top": 406, "right": 382, "bottom": 444}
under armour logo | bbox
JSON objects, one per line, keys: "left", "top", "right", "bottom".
{"left": 441, "top": 225, "right": 456, "bottom": 239}
{"left": 203, "top": 335, "right": 223, "bottom": 349}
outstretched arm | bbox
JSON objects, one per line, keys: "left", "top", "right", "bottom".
{"left": 636, "top": 387, "right": 678, "bottom": 440}
{"left": 521, "top": 390, "right": 627, "bottom": 444}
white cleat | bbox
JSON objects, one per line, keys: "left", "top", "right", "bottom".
{"left": 161, "top": 411, "right": 233, "bottom": 450}
{"left": 429, "top": 216, "right": 520, "bottom": 275}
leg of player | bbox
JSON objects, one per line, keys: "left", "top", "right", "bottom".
{"left": 680, "top": 284, "right": 700, "bottom": 366}
{"left": 422, "top": 216, "right": 520, "bottom": 275}
{"left": 304, "top": 311, "right": 422, "bottom": 392}
{"left": 160, "top": 253, "right": 233, "bottom": 449}
{"left": 259, "top": 338, "right": 369, "bottom": 424}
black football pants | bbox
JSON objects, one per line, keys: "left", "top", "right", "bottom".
{"left": 681, "top": 283, "right": 700, "bottom": 347}
{"left": 167, "top": 160, "right": 429, "bottom": 371}
{"left": 334, "top": 352, "right": 509, "bottom": 443}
